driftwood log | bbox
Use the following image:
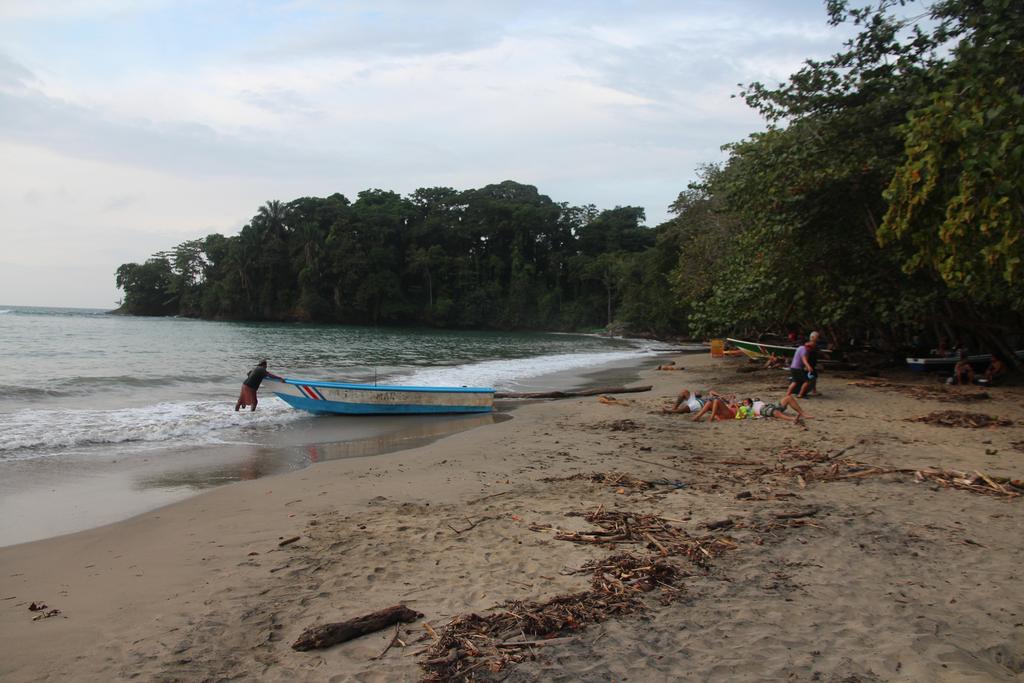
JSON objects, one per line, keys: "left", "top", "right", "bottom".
{"left": 495, "top": 385, "right": 652, "bottom": 399}
{"left": 292, "top": 604, "right": 423, "bottom": 651}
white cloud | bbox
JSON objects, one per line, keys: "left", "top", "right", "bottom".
{"left": 0, "top": 1, "right": 866, "bottom": 306}
{"left": 0, "top": 0, "right": 170, "bottom": 20}
{"left": 0, "top": 140, "right": 308, "bottom": 306}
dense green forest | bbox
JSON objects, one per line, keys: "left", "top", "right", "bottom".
{"left": 116, "top": 0, "right": 1022, "bottom": 351}
{"left": 115, "top": 184, "right": 673, "bottom": 331}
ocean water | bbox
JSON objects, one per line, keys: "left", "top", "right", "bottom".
{"left": 0, "top": 305, "right": 660, "bottom": 545}
{"left": 0, "top": 305, "right": 654, "bottom": 464}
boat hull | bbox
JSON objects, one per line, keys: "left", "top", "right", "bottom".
{"left": 726, "top": 338, "right": 799, "bottom": 360}
{"left": 726, "top": 338, "right": 840, "bottom": 361}
{"left": 906, "top": 350, "right": 1022, "bottom": 373}
{"left": 267, "top": 378, "right": 494, "bottom": 415}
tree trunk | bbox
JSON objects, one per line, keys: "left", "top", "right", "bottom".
{"left": 495, "top": 385, "right": 651, "bottom": 399}
{"left": 292, "top": 604, "right": 422, "bottom": 651}
{"left": 606, "top": 283, "right": 613, "bottom": 326}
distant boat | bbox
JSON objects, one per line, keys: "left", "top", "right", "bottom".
{"left": 906, "top": 350, "right": 1023, "bottom": 373}
{"left": 267, "top": 377, "right": 495, "bottom": 415}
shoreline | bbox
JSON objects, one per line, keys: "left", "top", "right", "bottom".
{"left": 3, "top": 353, "right": 1023, "bottom": 681}
{"left": 0, "top": 353, "right": 656, "bottom": 549}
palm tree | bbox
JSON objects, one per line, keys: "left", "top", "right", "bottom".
{"left": 255, "top": 200, "right": 290, "bottom": 240}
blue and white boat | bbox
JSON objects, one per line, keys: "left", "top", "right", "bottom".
{"left": 266, "top": 377, "right": 495, "bottom": 415}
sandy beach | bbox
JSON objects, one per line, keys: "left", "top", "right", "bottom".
{"left": 3, "top": 352, "right": 1024, "bottom": 682}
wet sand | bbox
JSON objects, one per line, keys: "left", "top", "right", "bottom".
{"left": 0, "top": 356, "right": 654, "bottom": 549}
{"left": 0, "top": 412, "right": 502, "bottom": 547}
{"left": 2, "top": 353, "right": 1023, "bottom": 681}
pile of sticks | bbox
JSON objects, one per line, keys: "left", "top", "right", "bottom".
{"left": 589, "top": 471, "right": 656, "bottom": 490}
{"left": 908, "top": 410, "right": 1013, "bottom": 428}
{"left": 420, "top": 552, "right": 684, "bottom": 681}
{"left": 540, "top": 508, "right": 736, "bottom": 568}
{"left": 596, "top": 419, "right": 641, "bottom": 432}
{"left": 776, "top": 447, "right": 830, "bottom": 462}
{"left": 847, "top": 380, "right": 991, "bottom": 403}
{"left": 808, "top": 460, "right": 1024, "bottom": 498}
{"left": 421, "top": 508, "right": 735, "bottom": 680}
{"left": 540, "top": 471, "right": 667, "bottom": 492}
{"left": 910, "top": 468, "right": 1024, "bottom": 497}
{"left": 582, "top": 552, "right": 683, "bottom": 596}
{"left": 723, "top": 452, "right": 1024, "bottom": 500}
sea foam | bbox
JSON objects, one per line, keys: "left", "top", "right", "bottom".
{"left": 0, "top": 398, "right": 303, "bottom": 461}
{"left": 396, "top": 346, "right": 657, "bottom": 390}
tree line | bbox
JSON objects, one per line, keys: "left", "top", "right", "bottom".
{"left": 115, "top": 182, "right": 684, "bottom": 332}
{"left": 663, "top": 0, "right": 1022, "bottom": 355}
{"left": 117, "top": 0, "right": 1022, "bottom": 352}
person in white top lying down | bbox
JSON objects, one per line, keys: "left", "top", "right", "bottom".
{"left": 739, "top": 394, "right": 810, "bottom": 425}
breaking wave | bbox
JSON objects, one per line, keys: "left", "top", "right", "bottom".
{"left": 396, "top": 345, "right": 658, "bottom": 390}
{"left": 0, "top": 398, "right": 304, "bottom": 461}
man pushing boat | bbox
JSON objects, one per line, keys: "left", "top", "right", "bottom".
{"left": 235, "top": 359, "right": 282, "bottom": 412}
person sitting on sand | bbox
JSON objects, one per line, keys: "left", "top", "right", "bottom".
{"left": 664, "top": 388, "right": 705, "bottom": 414}
{"left": 235, "top": 359, "right": 283, "bottom": 412}
{"left": 763, "top": 353, "right": 785, "bottom": 370}
{"left": 745, "top": 395, "right": 809, "bottom": 424}
{"left": 950, "top": 351, "right": 974, "bottom": 386}
{"left": 978, "top": 355, "right": 1008, "bottom": 386}
{"left": 931, "top": 337, "right": 954, "bottom": 358}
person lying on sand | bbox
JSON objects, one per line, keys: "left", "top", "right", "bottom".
{"left": 663, "top": 388, "right": 705, "bottom": 414}
{"left": 656, "top": 361, "right": 683, "bottom": 371}
{"left": 744, "top": 395, "right": 809, "bottom": 424}
{"left": 691, "top": 392, "right": 737, "bottom": 422}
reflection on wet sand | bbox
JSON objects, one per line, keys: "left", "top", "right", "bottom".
{"left": 306, "top": 412, "right": 506, "bottom": 461}
{"left": 135, "top": 412, "right": 505, "bottom": 491}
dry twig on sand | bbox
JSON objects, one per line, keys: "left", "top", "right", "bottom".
{"left": 447, "top": 517, "right": 490, "bottom": 535}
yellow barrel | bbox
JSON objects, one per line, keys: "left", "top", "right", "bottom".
{"left": 710, "top": 338, "right": 725, "bottom": 357}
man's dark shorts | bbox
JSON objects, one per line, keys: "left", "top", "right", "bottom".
{"left": 789, "top": 368, "right": 808, "bottom": 386}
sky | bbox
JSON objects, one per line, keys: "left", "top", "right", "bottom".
{"left": 0, "top": 0, "right": 858, "bottom": 308}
